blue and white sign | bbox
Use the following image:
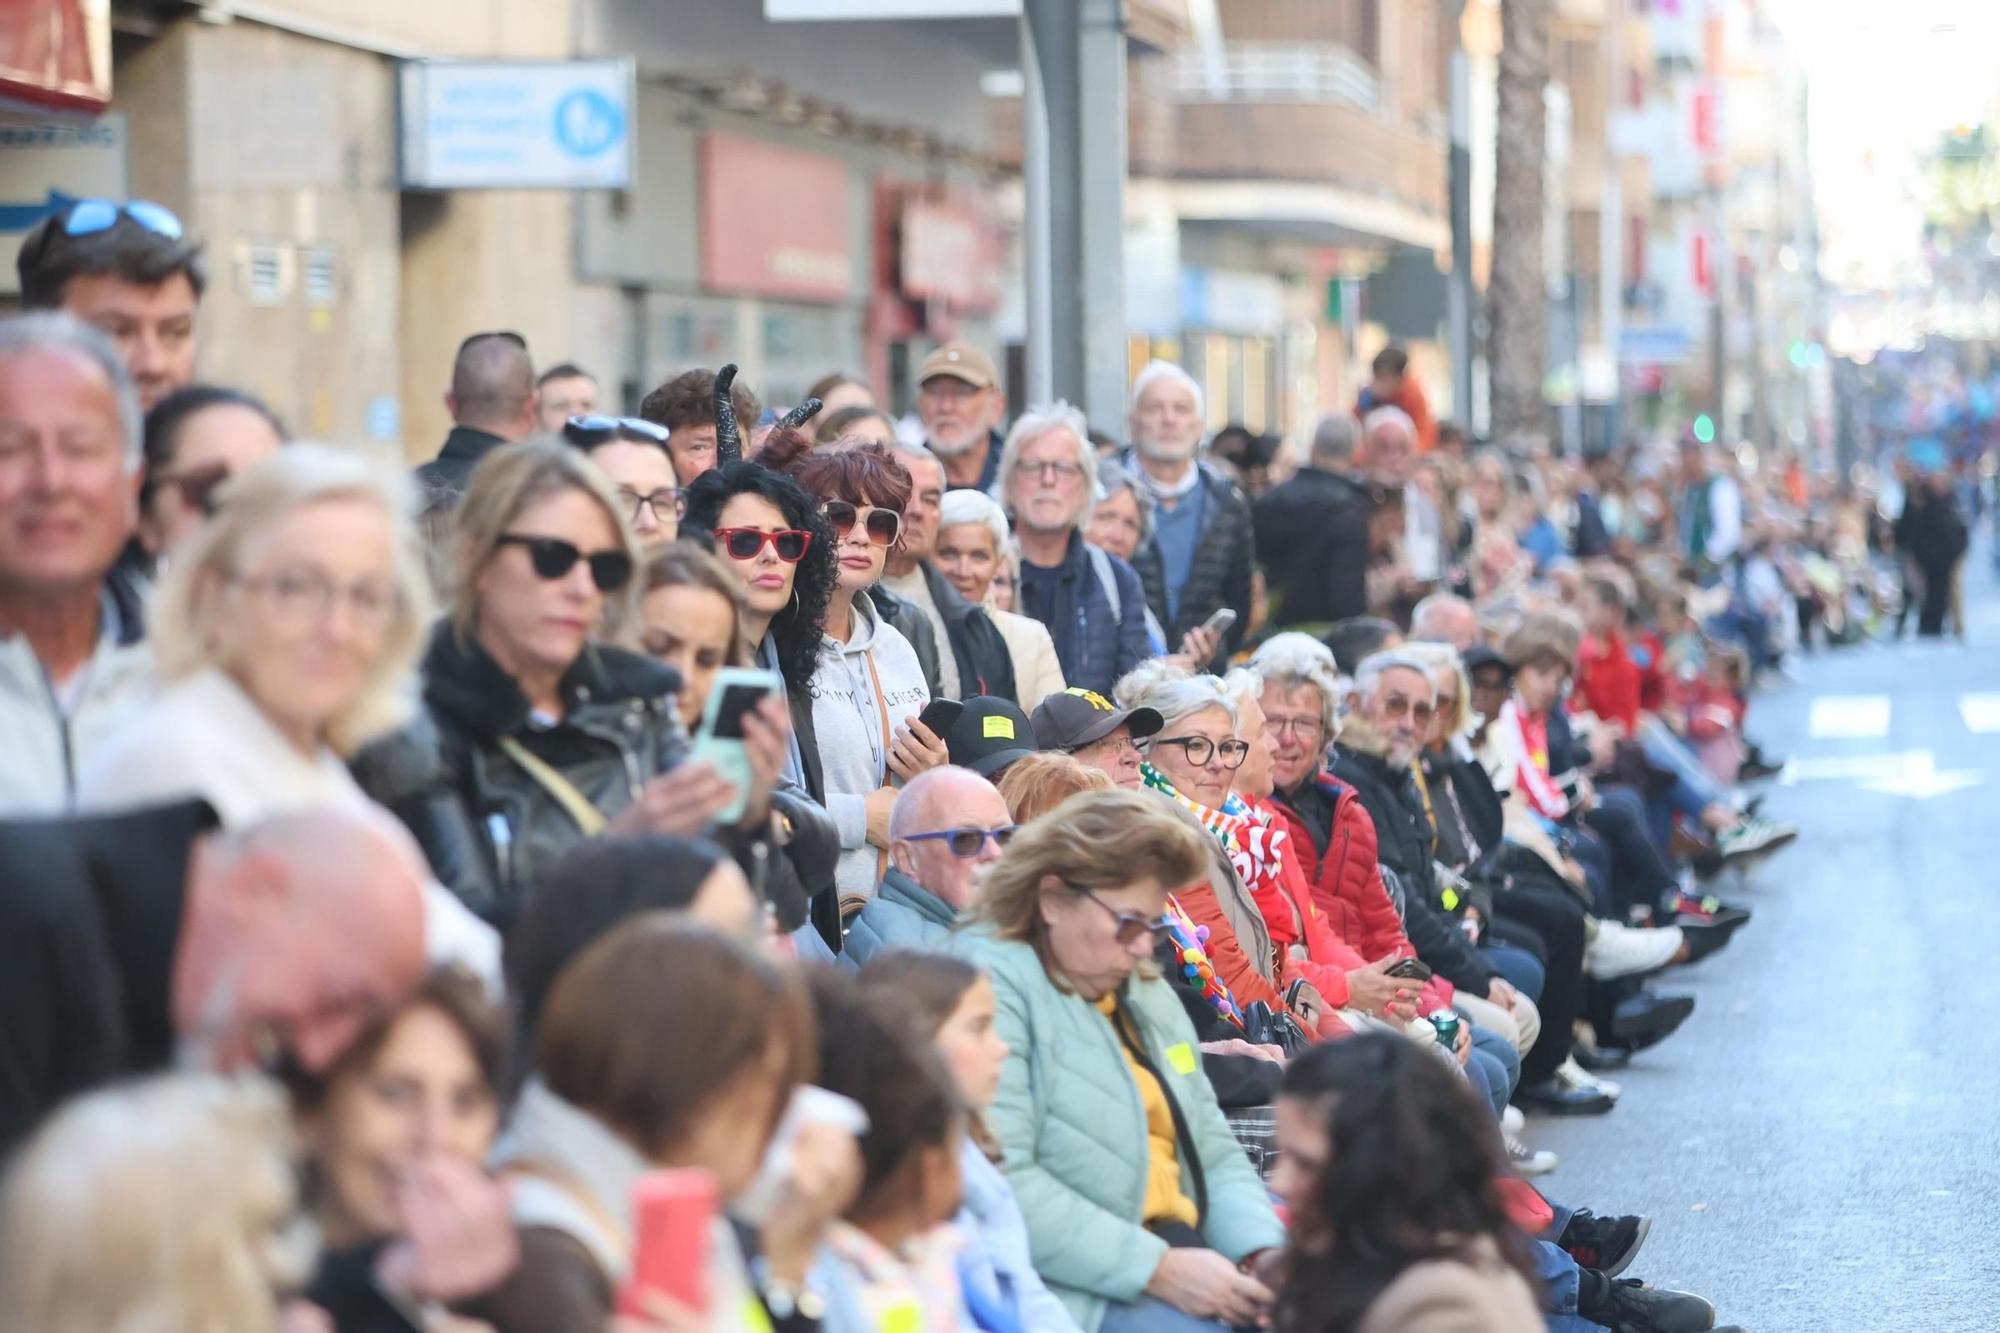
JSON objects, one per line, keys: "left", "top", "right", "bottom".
{"left": 399, "top": 59, "right": 634, "bottom": 190}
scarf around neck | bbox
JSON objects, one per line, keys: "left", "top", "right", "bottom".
{"left": 1141, "top": 763, "right": 1300, "bottom": 948}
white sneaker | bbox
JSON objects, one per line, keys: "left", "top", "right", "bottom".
{"left": 1505, "top": 1132, "right": 1559, "bottom": 1176}
{"left": 1557, "top": 1055, "right": 1621, "bottom": 1100}
{"left": 1586, "top": 920, "right": 1684, "bottom": 980}
{"left": 1501, "top": 1104, "right": 1526, "bottom": 1135}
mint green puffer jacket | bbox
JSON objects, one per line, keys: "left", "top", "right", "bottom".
{"left": 948, "top": 931, "right": 1285, "bottom": 1331}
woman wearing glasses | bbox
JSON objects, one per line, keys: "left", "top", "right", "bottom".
{"left": 133, "top": 384, "right": 287, "bottom": 574}
{"left": 950, "top": 789, "right": 1285, "bottom": 1333}
{"left": 560, "top": 414, "right": 680, "bottom": 552}
{"left": 760, "top": 433, "right": 950, "bottom": 908}
{"left": 355, "top": 439, "right": 816, "bottom": 926}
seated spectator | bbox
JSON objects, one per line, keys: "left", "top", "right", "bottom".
{"left": 354, "top": 439, "right": 798, "bottom": 926}
{"left": 1323, "top": 615, "right": 1401, "bottom": 677}
{"left": 0, "top": 314, "right": 154, "bottom": 814}
{"left": 0, "top": 1073, "right": 313, "bottom": 1333}
{"left": 1409, "top": 591, "right": 1480, "bottom": 652}
{"left": 560, "top": 413, "right": 681, "bottom": 552}
{"left": 859, "top": 951, "right": 1085, "bottom": 1332}
{"left": 0, "top": 804, "right": 428, "bottom": 1156}
{"left": 639, "top": 366, "right": 762, "bottom": 487}
{"left": 995, "top": 748, "right": 1115, "bottom": 824}
{"left": 1270, "top": 1035, "right": 1542, "bottom": 1333}
{"left": 844, "top": 765, "right": 1013, "bottom": 967}
{"left": 806, "top": 969, "right": 975, "bottom": 1332}
{"left": 1029, "top": 686, "right": 1164, "bottom": 791}
{"left": 936, "top": 488, "right": 1067, "bottom": 709}
{"left": 134, "top": 383, "right": 286, "bottom": 573}
{"left": 480, "top": 919, "right": 855, "bottom": 1332}
{"left": 292, "top": 968, "right": 518, "bottom": 1331}
{"left": 633, "top": 542, "right": 840, "bottom": 942}
{"left": 940, "top": 695, "right": 1039, "bottom": 783}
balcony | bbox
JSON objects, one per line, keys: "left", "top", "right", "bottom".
{"left": 1151, "top": 41, "right": 1381, "bottom": 111}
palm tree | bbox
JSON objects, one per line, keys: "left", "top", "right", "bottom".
{"left": 1489, "top": 0, "right": 1550, "bottom": 442}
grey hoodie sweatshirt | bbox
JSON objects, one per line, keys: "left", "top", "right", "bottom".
{"left": 809, "top": 591, "right": 931, "bottom": 898}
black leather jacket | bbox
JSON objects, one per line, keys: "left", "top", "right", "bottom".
{"left": 353, "top": 625, "right": 836, "bottom": 929}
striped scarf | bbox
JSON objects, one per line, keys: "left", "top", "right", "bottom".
{"left": 1141, "top": 763, "right": 1300, "bottom": 948}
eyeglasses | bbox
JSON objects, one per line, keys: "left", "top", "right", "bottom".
{"left": 1023, "top": 460, "right": 1085, "bottom": 483}
{"left": 496, "top": 535, "right": 634, "bottom": 591}
{"left": 824, "top": 500, "right": 901, "bottom": 548}
{"left": 1075, "top": 886, "right": 1176, "bottom": 946}
{"left": 564, "top": 415, "right": 671, "bottom": 449}
{"left": 1149, "top": 735, "right": 1250, "bottom": 769}
{"left": 1263, "top": 715, "right": 1324, "bottom": 741}
{"left": 62, "top": 198, "right": 183, "bottom": 240}
{"left": 228, "top": 568, "right": 400, "bottom": 631}
{"left": 1379, "top": 695, "right": 1437, "bottom": 725}
{"left": 901, "top": 825, "right": 1017, "bottom": 858}
{"left": 153, "top": 461, "right": 233, "bottom": 517}
{"left": 1071, "top": 732, "right": 1140, "bottom": 761}
{"left": 617, "top": 485, "right": 684, "bottom": 527}
{"left": 714, "top": 527, "right": 813, "bottom": 563}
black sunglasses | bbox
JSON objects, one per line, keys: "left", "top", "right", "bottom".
{"left": 1076, "top": 886, "right": 1176, "bottom": 946}
{"left": 714, "top": 527, "right": 813, "bottom": 563}
{"left": 824, "top": 500, "right": 902, "bottom": 548}
{"left": 496, "top": 535, "right": 633, "bottom": 591}
{"left": 564, "top": 414, "right": 671, "bottom": 449}
{"left": 902, "top": 825, "right": 1018, "bottom": 858}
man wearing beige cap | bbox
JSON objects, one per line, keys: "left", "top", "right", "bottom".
{"left": 915, "top": 340, "right": 1007, "bottom": 492}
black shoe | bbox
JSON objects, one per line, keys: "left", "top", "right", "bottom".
{"left": 1573, "top": 1033, "right": 1634, "bottom": 1072}
{"left": 1675, "top": 918, "right": 1733, "bottom": 966}
{"left": 1515, "top": 1075, "right": 1616, "bottom": 1116}
{"left": 1559, "top": 1210, "right": 1652, "bottom": 1278}
{"left": 1584, "top": 1277, "right": 1717, "bottom": 1332}
{"left": 1607, "top": 992, "right": 1695, "bottom": 1050}
{"left": 1738, "top": 756, "right": 1784, "bottom": 781}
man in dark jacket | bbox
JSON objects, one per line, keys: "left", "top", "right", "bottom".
{"left": 0, "top": 801, "right": 429, "bottom": 1157}
{"left": 882, "top": 443, "right": 1018, "bottom": 700}
{"left": 916, "top": 341, "right": 1007, "bottom": 492}
{"left": 1001, "top": 405, "right": 1151, "bottom": 695}
{"left": 1121, "top": 361, "right": 1254, "bottom": 666}
{"left": 1253, "top": 413, "right": 1371, "bottom": 628}
{"left": 414, "top": 331, "right": 540, "bottom": 498}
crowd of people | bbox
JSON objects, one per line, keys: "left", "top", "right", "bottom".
{"left": 0, "top": 199, "right": 1857, "bottom": 1333}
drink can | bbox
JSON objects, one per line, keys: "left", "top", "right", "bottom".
{"left": 1429, "top": 1010, "right": 1461, "bottom": 1051}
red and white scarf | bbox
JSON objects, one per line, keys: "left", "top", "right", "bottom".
{"left": 1498, "top": 698, "right": 1569, "bottom": 820}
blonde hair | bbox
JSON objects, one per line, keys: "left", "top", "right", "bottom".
{"left": 970, "top": 788, "right": 1208, "bottom": 983}
{"left": 150, "top": 443, "right": 433, "bottom": 756}
{"left": 637, "top": 541, "right": 750, "bottom": 668}
{"left": 1400, "top": 640, "right": 1476, "bottom": 741}
{"left": 995, "top": 750, "right": 1113, "bottom": 824}
{"left": 449, "top": 436, "right": 643, "bottom": 639}
{"left": 0, "top": 1074, "right": 312, "bottom": 1333}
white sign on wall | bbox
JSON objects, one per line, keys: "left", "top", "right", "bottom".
{"left": 398, "top": 59, "right": 634, "bottom": 190}
{"left": 0, "top": 112, "right": 128, "bottom": 295}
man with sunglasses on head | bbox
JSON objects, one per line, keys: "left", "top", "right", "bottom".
{"left": 841, "top": 764, "right": 1015, "bottom": 968}
{"left": 414, "top": 331, "right": 540, "bottom": 500}
{"left": 17, "top": 198, "right": 203, "bottom": 412}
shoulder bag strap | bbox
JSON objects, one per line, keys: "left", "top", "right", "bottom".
{"left": 497, "top": 734, "right": 609, "bottom": 837}
{"left": 861, "top": 648, "right": 897, "bottom": 880}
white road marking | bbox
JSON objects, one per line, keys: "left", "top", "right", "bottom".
{"left": 1960, "top": 693, "right": 2000, "bottom": 733}
{"left": 1807, "top": 694, "right": 1891, "bottom": 740}
{"left": 1780, "top": 749, "right": 1928, "bottom": 785}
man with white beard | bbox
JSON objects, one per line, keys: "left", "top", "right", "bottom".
{"left": 915, "top": 341, "right": 1008, "bottom": 493}
{"left": 1118, "top": 360, "right": 1255, "bottom": 668}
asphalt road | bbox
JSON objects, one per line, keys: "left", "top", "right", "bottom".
{"left": 1528, "top": 553, "right": 2000, "bottom": 1333}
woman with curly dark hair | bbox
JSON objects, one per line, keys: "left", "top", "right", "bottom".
{"left": 1271, "top": 1033, "right": 1541, "bottom": 1333}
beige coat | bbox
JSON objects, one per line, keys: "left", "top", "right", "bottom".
{"left": 991, "top": 607, "right": 1067, "bottom": 711}
{"left": 1354, "top": 1242, "right": 1544, "bottom": 1333}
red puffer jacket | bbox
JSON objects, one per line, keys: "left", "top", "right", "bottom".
{"left": 1269, "top": 773, "right": 1456, "bottom": 1013}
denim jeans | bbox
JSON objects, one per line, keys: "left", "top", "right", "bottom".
{"left": 1482, "top": 943, "right": 1548, "bottom": 1003}
{"left": 1098, "top": 1297, "right": 1238, "bottom": 1333}
{"left": 1534, "top": 1236, "right": 1612, "bottom": 1329}
{"left": 1637, "top": 717, "right": 1727, "bottom": 810}
{"left": 1463, "top": 1022, "right": 1520, "bottom": 1118}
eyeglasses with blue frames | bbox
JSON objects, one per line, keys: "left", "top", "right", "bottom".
{"left": 900, "top": 825, "right": 1017, "bottom": 858}
{"left": 1074, "top": 886, "right": 1176, "bottom": 945}
{"left": 61, "top": 199, "right": 184, "bottom": 241}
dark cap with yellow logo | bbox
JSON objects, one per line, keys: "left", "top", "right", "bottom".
{"left": 944, "top": 696, "right": 1039, "bottom": 779}
{"left": 1029, "top": 687, "right": 1165, "bottom": 753}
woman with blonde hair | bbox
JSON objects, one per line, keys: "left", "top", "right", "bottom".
{"left": 0, "top": 1073, "right": 313, "bottom": 1333}
{"left": 355, "top": 439, "right": 807, "bottom": 926}
{"left": 994, "top": 749, "right": 1112, "bottom": 824}
{"left": 948, "top": 790, "right": 1284, "bottom": 1333}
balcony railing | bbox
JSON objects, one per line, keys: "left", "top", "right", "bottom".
{"left": 1152, "top": 42, "right": 1380, "bottom": 112}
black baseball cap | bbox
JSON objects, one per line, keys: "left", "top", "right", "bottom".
{"left": 945, "top": 696, "right": 1039, "bottom": 779}
{"left": 1030, "top": 687, "right": 1165, "bottom": 752}
{"left": 1463, "top": 644, "right": 1514, "bottom": 679}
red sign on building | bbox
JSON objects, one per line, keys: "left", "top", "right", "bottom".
{"left": 699, "top": 132, "right": 853, "bottom": 303}
{"left": 0, "top": 0, "right": 111, "bottom": 115}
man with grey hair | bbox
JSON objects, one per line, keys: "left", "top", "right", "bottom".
{"left": 877, "top": 440, "right": 1016, "bottom": 700}
{"left": 0, "top": 313, "right": 153, "bottom": 813}
{"left": 1119, "top": 360, "right": 1254, "bottom": 667}
{"left": 1252, "top": 412, "right": 1372, "bottom": 628}
{"left": 1410, "top": 592, "right": 1481, "bottom": 652}
{"left": 1000, "top": 403, "right": 1149, "bottom": 695}
{"left": 414, "top": 331, "right": 539, "bottom": 498}
{"left": 841, "top": 765, "right": 1013, "bottom": 967}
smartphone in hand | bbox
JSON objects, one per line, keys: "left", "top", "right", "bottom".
{"left": 691, "top": 668, "right": 783, "bottom": 825}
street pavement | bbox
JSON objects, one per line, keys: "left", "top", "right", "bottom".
{"left": 1530, "top": 554, "right": 2000, "bottom": 1333}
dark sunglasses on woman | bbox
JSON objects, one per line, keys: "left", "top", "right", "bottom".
{"left": 714, "top": 528, "right": 813, "bottom": 563}
{"left": 1076, "top": 886, "right": 1177, "bottom": 945}
{"left": 563, "top": 415, "right": 672, "bottom": 449}
{"left": 151, "top": 462, "right": 232, "bottom": 517}
{"left": 823, "top": 500, "right": 902, "bottom": 548}
{"left": 496, "top": 535, "right": 633, "bottom": 591}
{"left": 901, "top": 825, "right": 1017, "bottom": 858}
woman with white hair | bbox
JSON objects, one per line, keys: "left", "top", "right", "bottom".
{"left": 997, "top": 402, "right": 1151, "bottom": 695}
{"left": 0, "top": 1073, "right": 314, "bottom": 1333}
{"left": 933, "top": 487, "right": 1066, "bottom": 709}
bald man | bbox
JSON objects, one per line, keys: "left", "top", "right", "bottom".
{"left": 841, "top": 766, "right": 1012, "bottom": 967}
{"left": 1409, "top": 593, "right": 1481, "bottom": 653}
{"left": 415, "top": 331, "right": 540, "bottom": 498}
{"left": 0, "top": 800, "right": 429, "bottom": 1154}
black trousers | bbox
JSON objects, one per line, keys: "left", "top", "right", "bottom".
{"left": 1491, "top": 880, "right": 1588, "bottom": 1084}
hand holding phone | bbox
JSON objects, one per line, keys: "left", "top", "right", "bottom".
{"left": 1386, "top": 956, "right": 1433, "bottom": 983}
{"left": 690, "top": 668, "right": 784, "bottom": 825}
